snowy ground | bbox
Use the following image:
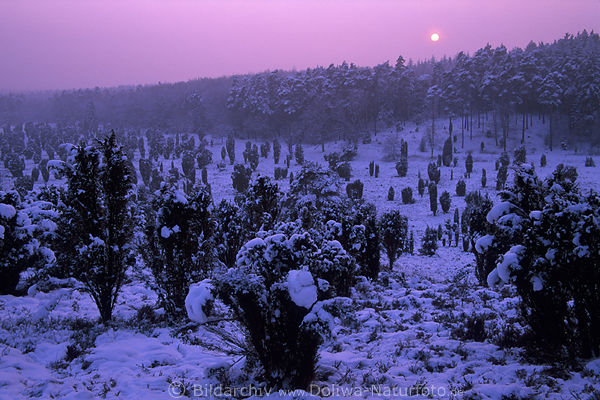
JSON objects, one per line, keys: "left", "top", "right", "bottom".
{"left": 2, "top": 117, "right": 600, "bottom": 399}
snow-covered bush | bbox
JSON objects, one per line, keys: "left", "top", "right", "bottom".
{"left": 440, "top": 190, "right": 451, "bottom": 213}
{"left": 427, "top": 161, "right": 440, "bottom": 183}
{"left": 485, "top": 164, "right": 600, "bottom": 359}
{"left": 419, "top": 226, "right": 438, "bottom": 256}
{"left": 142, "top": 184, "right": 217, "bottom": 319}
{"left": 401, "top": 187, "right": 414, "bottom": 204}
{"left": 238, "top": 175, "right": 281, "bottom": 234}
{"left": 464, "top": 152, "right": 473, "bottom": 178}
{"left": 213, "top": 200, "right": 246, "bottom": 269}
{"left": 345, "top": 179, "right": 363, "bottom": 200}
{"left": 231, "top": 164, "right": 252, "bottom": 193}
{"left": 429, "top": 183, "right": 438, "bottom": 215}
{"left": 0, "top": 191, "right": 55, "bottom": 294}
{"left": 461, "top": 191, "right": 495, "bottom": 284}
{"left": 456, "top": 179, "right": 466, "bottom": 196}
{"left": 213, "top": 227, "right": 354, "bottom": 389}
{"left": 379, "top": 210, "right": 409, "bottom": 269}
{"left": 54, "top": 133, "right": 135, "bottom": 322}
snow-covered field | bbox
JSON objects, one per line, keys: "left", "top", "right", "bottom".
{"left": 2, "top": 118, "right": 600, "bottom": 399}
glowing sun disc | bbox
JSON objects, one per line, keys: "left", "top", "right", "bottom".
{"left": 431, "top": 33, "right": 440, "bottom": 42}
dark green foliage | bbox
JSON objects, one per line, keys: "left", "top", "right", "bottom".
{"left": 484, "top": 165, "right": 600, "bottom": 360}
{"left": 142, "top": 185, "right": 215, "bottom": 318}
{"left": 513, "top": 146, "right": 527, "bottom": 164}
{"left": 496, "top": 165, "right": 508, "bottom": 191}
{"left": 456, "top": 179, "right": 466, "bottom": 196}
{"left": 465, "top": 152, "right": 473, "bottom": 177}
{"left": 418, "top": 178, "right": 425, "bottom": 197}
{"left": 214, "top": 228, "right": 354, "bottom": 390}
{"left": 295, "top": 144, "right": 304, "bottom": 165}
{"left": 31, "top": 167, "right": 40, "bottom": 183}
{"left": 427, "top": 162, "right": 440, "bottom": 184}
{"left": 226, "top": 136, "right": 235, "bottom": 165}
{"left": 379, "top": 210, "right": 409, "bottom": 269}
{"left": 462, "top": 191, "right": 495, "bottom": 285}
{"left": 401, "top": 187, "right": 414, "bottom": 204}
{"left": 240, "top": 176, "right": 282, "bottom": 233}
{"left": 585, "top": 156, "right": 595, "bottom": 167}
{"left": 442, "top": 137, "right": 453, "bottom": 167}
{"left": 419, "top": 226, "right": 438, "bottom": 256}
{"left": 196, "top": 147, "right": 212, "bottom": 169}
{"left": 213, "top": 201, "right": 245, "bottom": 269}
{"left": 0, "top": 192, "right": 53, "bottom": 295}
{"left": 273, "top": 139, "right": 281, "bottom": 164}
{"left": 232, "top": 164, "right": 252, "bottom": 193}
{"left": 440, "top": 191, "right": 451, "bottom": 213}
{"left": 429, "top": 183, "right": 438, "bottom": 215}
{"left": 274, "top": 167, "right": 288, "bottom": 180}
{"left": 54, "top": 133, "right": 134, "bottom": 322}
{"left": 181, "top": 151, "right": 196, "bottom": 183}
{"left": 346, "top": 180, "right": 363, "bottom": 200}
{"left": 336, "top": 162, "right": 352, "bottom": 181}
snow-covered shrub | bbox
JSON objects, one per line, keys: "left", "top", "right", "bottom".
{"left": 418, "top": 177, "right": 425, "bottom": 197}
{"left": 496, "top": 165, "right": 508, "bottom": 190}
{"left": 379, "top": 210, "right": 409, "bottom": 269}
{"left": 142, "top": 184, "right": 217, "bottom": 319}
{"left": 231, "top": 164, "right": 252, "bottom": 193}
{"left": 274, "top": 166, "right": 287, "bottom": 180}
{"left": 396, "top": 141, "right": 408, "bottom": 176}
{"left": 442, "top": 137, "right": 452, "bottom": 167}
{"left": 419, "top": 226, "right": 438, "bottom": 256}
{"left": 346, "top": 179, "right": 363, "bottom": 200}
{"left": 238, "top": 175, "right": 282, "bottom": 234}
{"left": 273, "top": 139, "right": 281, "bottom": 164}
{"left": 585, "top": 156, "right": 595, "bottom": 167}
{"left": 514, "top": 146, "right": 527, "bottom": 164}
{"left": 0, "top": 191, "right": 55, "bottom": 294}
{"left": 461, "top": 191, "right": 495, "bottom": 284}
{"left": 226, "top": 136, "right": 235, "bottom": 165}
{"left": 427, "top": 162, "right": 440, "bottom": 183}
{"left": 213, "top": 200, "right": 246, "bottom": 269}
{"left": 429, "top": 183, "right": 438, "bottom": 215}
{"left": 401, "top": 187, "right": 414, "bottom": 204}
{"left": 213, "top": 227, "right": 354, "bottom": 389}
{"left": 481, "top": 168, "right": 487, "bottom": 188}
{"left": 465, "top": 152, "right": 473, "bottom": 177}
{"left": 54, "top": 133, "right": 135, "bottom": 322}
{"left": 485, "top": 164, "right": 600, "bottom": 359}
{"left": 439, "top": 191, "right": 451, "bottom": 213}
{"left": 456, "top": 179, "right": 466, "bottom": 196}
{"left": 196, "top": 146, "right": 212, "bottom": 169}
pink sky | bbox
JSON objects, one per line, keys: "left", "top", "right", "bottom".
{"left": 0, "top": 0, "right": 598, "bottom": 92}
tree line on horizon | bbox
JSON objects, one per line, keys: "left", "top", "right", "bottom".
{"left": 0, "top": 31, "right": 598, "bottom": 149}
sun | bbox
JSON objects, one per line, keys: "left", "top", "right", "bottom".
{"left": 430, "top": 33, "right": 440, "bottom": 42}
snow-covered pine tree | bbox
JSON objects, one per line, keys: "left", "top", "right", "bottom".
{"left": 54, "top": 133, "right": 134, "bottom": 322}
{"left": 379, "top": 210, "right": 409, "bottom": 269}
